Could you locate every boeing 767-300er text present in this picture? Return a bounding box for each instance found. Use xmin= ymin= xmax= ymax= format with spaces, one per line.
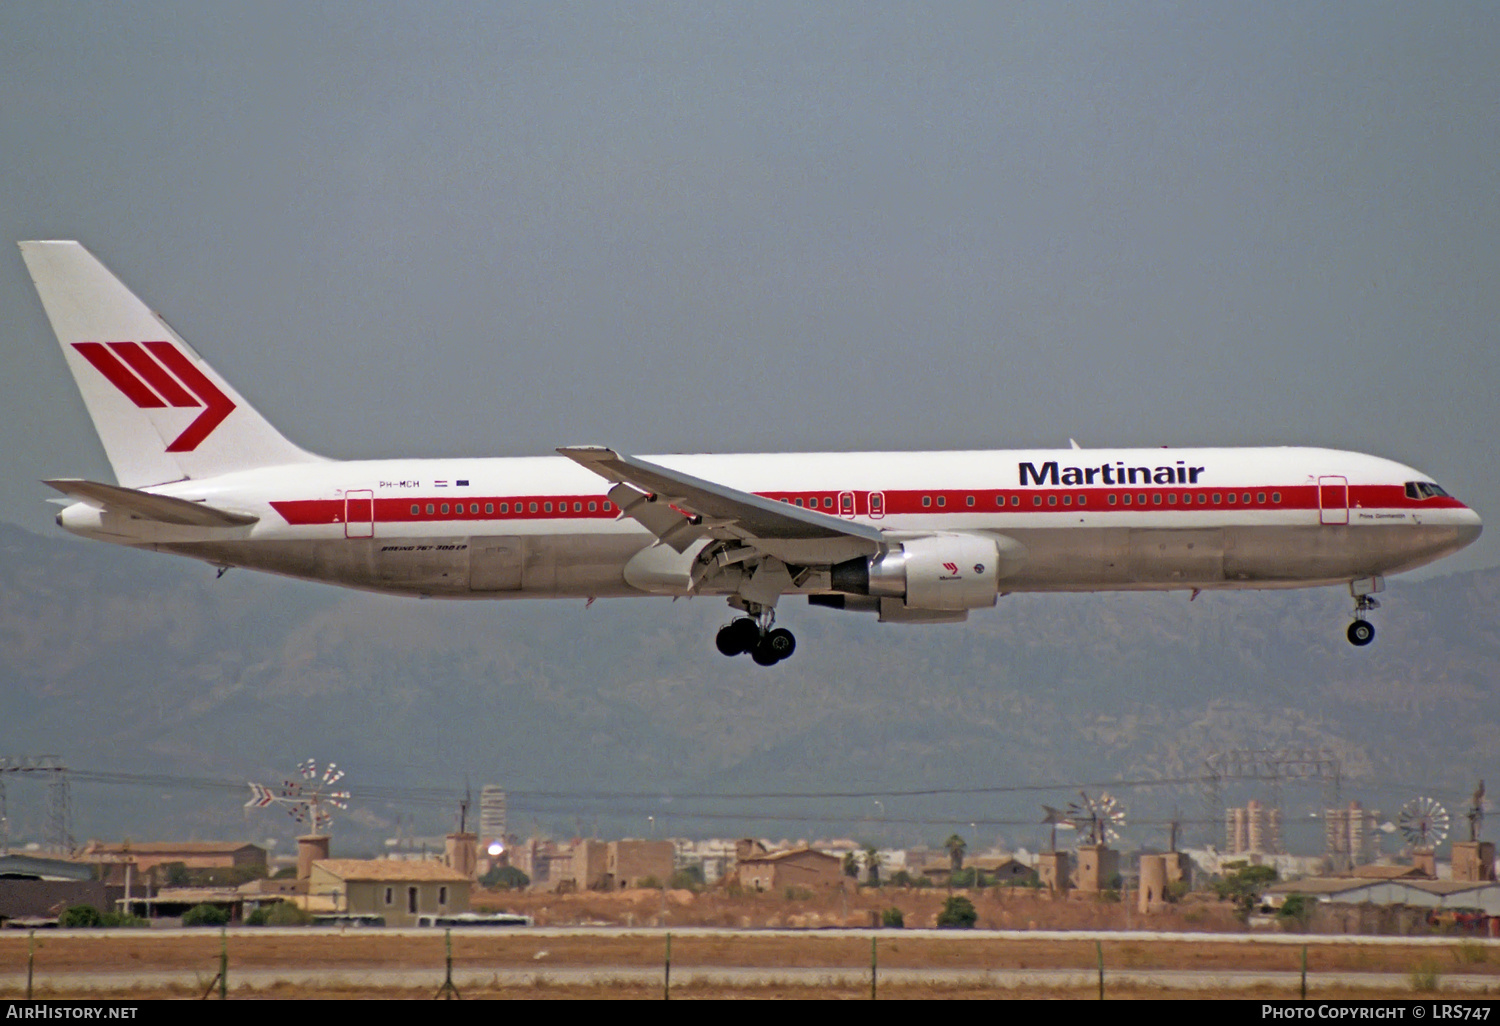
xmin=20 ymin=241 xmax=1482 ymax=664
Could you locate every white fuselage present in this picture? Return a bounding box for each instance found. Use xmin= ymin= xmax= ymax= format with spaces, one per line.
xmin=58 ymin=446 xmax=1483 ymax=602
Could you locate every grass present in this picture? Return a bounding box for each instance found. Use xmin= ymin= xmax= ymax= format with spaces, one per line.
xmin=1411 ymin=958 xmax=1443 ymax=993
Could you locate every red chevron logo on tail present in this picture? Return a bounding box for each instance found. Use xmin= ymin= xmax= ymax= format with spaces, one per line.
xmin=72 ymin=341 xmax=236 ymax=451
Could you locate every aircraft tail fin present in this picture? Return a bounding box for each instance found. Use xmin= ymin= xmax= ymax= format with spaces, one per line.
xmin=20 ymin=241 xmax=323 ymax=487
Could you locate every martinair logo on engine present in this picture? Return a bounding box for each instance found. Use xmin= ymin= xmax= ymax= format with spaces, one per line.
xmin=72 ymin=341 xmax=236 ymax=451
xmin=941 ymin=561 xmax=961 ymax=579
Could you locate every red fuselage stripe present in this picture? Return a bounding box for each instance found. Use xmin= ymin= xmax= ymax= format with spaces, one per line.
xmin=268 ymin=484 xmax=1466 ymax=526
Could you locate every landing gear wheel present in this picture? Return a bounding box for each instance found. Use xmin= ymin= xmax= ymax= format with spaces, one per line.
xmin=1347 ymin=620 xmax=1375 ymax=646
xmin=715 ymin=618 xmax=759 ymax=657
xmin=751 ymin=641 xmax=781 ymax=666
xmin=750 ymin=627 xmax=796 ymax=666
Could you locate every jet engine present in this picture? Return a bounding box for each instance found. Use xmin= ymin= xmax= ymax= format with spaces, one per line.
xmin=828 ymin=533 xmax=1019 ymax=610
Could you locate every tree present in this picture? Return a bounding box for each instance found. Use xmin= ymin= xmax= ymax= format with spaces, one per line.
xmin=669 ymin=866 xmax=704 ymax=891
xmin=59 ymin=904 xmax=102 ymax=928
xmin=1277 ymin=893 xmax=1311 ymax=931
xmin=936 ymin=895 xmax=978 ymax=929
xmin=1213 ymin=860 xmax=1279 ymax=918
xmin=881 ymin=906 xmax=905 ymax=928
xmin=842 ymin=851 xmax=859 ymax=880
xmin=862 ymin=844 xmax=882 ymax=887
xmin=181 ymin=903 xmax=230 ymax=927
xmin=944 ymin=834 xmax=967 ymax=876
xmin=480 ymin=865 xmax=530 ymax=890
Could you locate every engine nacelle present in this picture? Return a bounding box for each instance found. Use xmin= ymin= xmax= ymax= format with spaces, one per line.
xmin=831 ymin=533 xmax=1016 ymax=611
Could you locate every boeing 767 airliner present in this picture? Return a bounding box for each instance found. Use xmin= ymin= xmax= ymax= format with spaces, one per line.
xmin=20 ymin=241 xmax=1482 ymax=665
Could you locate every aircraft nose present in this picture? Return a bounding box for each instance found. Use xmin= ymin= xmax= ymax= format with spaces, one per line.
xmin=1449 ymin=505 xmax=1483 ymax=551
xmin=1458 ymin=507 xmax=1483 ymax=548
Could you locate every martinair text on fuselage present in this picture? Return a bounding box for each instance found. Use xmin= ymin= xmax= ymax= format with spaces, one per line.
xmin=1020 ymin=461 xmax=1206 ymax=487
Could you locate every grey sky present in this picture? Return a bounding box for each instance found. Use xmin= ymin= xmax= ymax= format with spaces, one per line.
xmin=2 ymin=2 xmax=1496 ymax=571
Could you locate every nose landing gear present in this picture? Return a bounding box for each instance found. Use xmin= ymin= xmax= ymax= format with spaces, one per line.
xmin=1347 ymin=615 xmax=1375 ymax=646
xmin=715 ymin=605 xmax=796 ymax=666
xmin=1346 ymin=576 xmax=1383 ymax=647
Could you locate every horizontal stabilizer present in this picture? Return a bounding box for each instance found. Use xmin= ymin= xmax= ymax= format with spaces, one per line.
xmin=44 ymin=478 xmax=259 ymax=527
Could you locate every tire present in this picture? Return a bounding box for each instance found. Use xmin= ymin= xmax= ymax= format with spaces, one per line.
xmin=1347 ymin=620 xmax=1375 ymax=646
xmin=716 ymin=623 xmax=746 ymax=657
xmin=715 ymin=618 xmax=759 ymax=657
xmin=765 ymin=627 xmax=796 ymax=661
xmin=751 ymin=640 xmax=781 ymax=666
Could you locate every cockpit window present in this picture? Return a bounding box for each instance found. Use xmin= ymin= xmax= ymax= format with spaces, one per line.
xmin=1406 ymin=481 xmax=1450 ymax=500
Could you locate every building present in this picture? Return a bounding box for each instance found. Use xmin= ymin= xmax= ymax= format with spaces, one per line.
xmin=606 ymin=839 xmax=675 ymax=889
xmin=1226 ymin=800 xmax=1282 ymax=856
xmin=0 ymin=854 xmax=118 ymax=927
xmin=1074 ymin=843 xmax=1120 ymax=893
xmin=1454 ymin=841 xmax=1497 ymax=883
xmin=308 ymin=859 xmax=470 ymax=927
xmin=77 ymin=841 xmax=267 ymax=885
xmin=479 ymin=786 xmax=507 ymax=848
xmin=736 ymin=848 xmax=843 ymax=893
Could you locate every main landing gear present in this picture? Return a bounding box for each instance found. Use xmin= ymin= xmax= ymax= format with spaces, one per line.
xmin=1346 ymin=576 xmax=1383 ymax=647
xmin=715 ymin=608 xmax=796 ymax=666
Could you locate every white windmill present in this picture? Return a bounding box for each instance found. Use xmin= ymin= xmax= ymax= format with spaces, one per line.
xmin=246 ymin=759 xmax=351 ymax=835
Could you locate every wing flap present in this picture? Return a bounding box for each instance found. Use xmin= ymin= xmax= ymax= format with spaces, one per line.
xmin=44 ymin=478 xmax=259 ymax=527
xmin=560 ymin=446 xmax=881 ymax=562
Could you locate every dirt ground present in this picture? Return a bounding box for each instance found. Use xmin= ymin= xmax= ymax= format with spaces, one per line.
xmin=473 ymin=882 xmax=1248 ymax=932
xmin=4 ymin=888 xmax=1498 ymax=999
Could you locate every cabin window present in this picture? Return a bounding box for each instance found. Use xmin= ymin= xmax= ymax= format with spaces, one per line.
xmin=529 ymin=502 xmax=538 ymax=513
xmin=1078 ymin=496 xmax=1087 ymax=506
xmin=1137 ymin=494 xmax=1147 ymax=505
xmin=574 ymin=502 xmax=582 ymax=512
xmin=588 ymin=501 xmax=597 ymax=511
xmin=1227 ymin=493 xmax=1236 ymax=504
xmin=1153 ymin=494 xmax=1163 ymax=505
xmin=1167 ymin=494 xmax=1177 ymax=505
xmin=996 ymin=496 xmax=1005 ymax=507
xmin=440 ymin=503 xmax=449 ymax=514
xmin=499 ymin=502 xmax=508 ymax=513
xmin=1047 ymin=495 xmax=1057 ymax=506
xmin=603 ymin=502 xmax=611 ymax=511
xmin=1213 ymin=494 xmax=1222 ymax=504
xmin=426 ymin=504 xmax=435 ymax=514
xmin=923 ymin=496 xmax=931 ymax=507
xmin=936 ymin=496 xmax=946 ymax=507
xmin=1009 ymin=495 xmax=1019 ymax=506
xmin=543 ymin=501 xmax=552 ymax=512
xmin=824 ymin=497 xmax=833 ymax=509
xmin=1257 ymin=493 xmax=1266 ymax=504
xmin=795 ymin=498 xmax=804 ymax=506
xmin=411 ymin=504 xmax=419 ymax=515
xmin=1242 ymin=493 xmax=1251 ymax=504
xmin=1198 ymin=494 xmax=1207 ymax=504
xmin=966 ymin=496 xmax=975 ymax=507
xmin=1108 ymin=494 xmax=1117 ymax=506
xmin=1063 ymin=495 xmax=1072 ymax=506
xmin=469 ymin=503 xmax=478 ymax=514
xmin=485 ymin=503 xmax=494 ymax=514
xmin=1272 ymin=492 xmax=1281 ymax=503
xmin=1033 ymin=495 xmax=1041 ymax=507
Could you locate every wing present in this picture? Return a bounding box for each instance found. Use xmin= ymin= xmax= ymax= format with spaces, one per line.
xmin=557 ymin=446 xmax=880 ymax=565
xmin=44 ymin=478 xmax=259 ymax=527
